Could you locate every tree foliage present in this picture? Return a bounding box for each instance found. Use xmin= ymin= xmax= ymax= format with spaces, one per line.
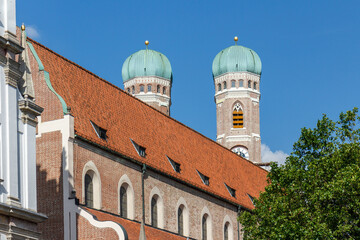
xmin=239 ymin=108 xmax=360 ymax=239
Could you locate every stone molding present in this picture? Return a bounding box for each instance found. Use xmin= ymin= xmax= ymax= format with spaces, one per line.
xmin=124 ymin=76 xmax=171 ymax=88
xmin=3 ymin=57 xmax=22 ymax=87
xmin=18 ymin=99 xmax=44 ymax=127
xmin=215 ymin=89 xmax=260 ymax=104
xmin=134 ymin=93 xmax=170 ymax=107
xmin=225 ymin=135 xmax=252 ymax=142
xmin=0 ymin=33 xmax=23 ymax=55
xmin=214 ymin=72 xmax=260 ymax=84
xmin=0 ymin=202 xmax=47 ymax=224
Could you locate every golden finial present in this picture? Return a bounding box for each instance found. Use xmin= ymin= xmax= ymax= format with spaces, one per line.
xmin=21 ymin=23 xmax=25 ymax=31
xmin=145 ymin=40 xmax=149 ymax=46
xmin=234 ymin=36 xmax=238 ymax=45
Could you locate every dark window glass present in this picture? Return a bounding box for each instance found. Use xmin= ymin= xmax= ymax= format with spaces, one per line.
xmin=178 ymin=206 xmax=184 ymax=235
xmin=254 ymin=82 xmax=257 ymax=90
xmin=157 ymin=85 xmax=160 ymax=93
xmin=239 ymin=80 xmax=243 ymax=87
xmin=202 ymin=215 xmax=207 ymax=240
xmin=224 ymin=223 xmax=229 ymax=240
xmin=248 ymin=80 xmax=251 ymax=88
xmin=148 ymin=85 xmax=152 ymax=92
xmin=223 ymin=81 xmax=227 ymax=89
xmin=231 ymin=80 xmax=235 ymax=88
xmin=218 ymin=83 xmax=221 ymax=91
xmin=127 ymin=88 xmax=130 ymax=93
xmin=85 ymin=173 xmax=93 ymax=208
xmin=163 ymin=87 xmax=166 ymax=94
xmin=151 ymin=197 xmax=158 ymax=227
xmin=120 ymin=186 xmax=127 ymax=218
xmin=132 ymin=86 xmax=135 ymax=94
xmin=140 ymin=85 xmax=144 ymax=92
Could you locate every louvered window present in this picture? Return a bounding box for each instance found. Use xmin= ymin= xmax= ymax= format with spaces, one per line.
xmin=151 ymin=197 xmax=158 ymax=227
xmin=120 ymin=186 xmax=127 ymax=218
xmin=178 ymin=206 xmax=184 ymax=235
xmin=85 ymin=174 xmax=93 ymax=208
xmin=233 ymin=103 xmax=243 ymax=128
xmin=202 ymin=215 xmax=207 ymax=240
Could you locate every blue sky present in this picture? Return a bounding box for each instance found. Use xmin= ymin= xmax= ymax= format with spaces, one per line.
xmin=17 ymin=0 xmax=360 ymax=162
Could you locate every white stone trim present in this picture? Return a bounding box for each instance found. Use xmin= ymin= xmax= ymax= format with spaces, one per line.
xmin=134 ymin=93 xmax=170 ymax=107
xmin=175 ymin=197 xmax=190 ymax=237
xmin=214 ymin=72 xmax=260 ymax=83
xmin=77 ymin=207 xmax=127 ymax=240
xmin=82 ymin=161 xmax=102 ymax=210
xmin=123 ymin=76 xmax=171 ymax=88
xmin=149 ymin=186 xmax=164 ymax=229
xmin=225 ymin=135 xmax=251 ymax=142
xmin=215 ymin=88 xmax=260 ymax=100
xmin=200 ymin=206 xmax=213 ymax=240
xmin=223 ymin=215 xmax=234 ymax=240
xmin=117 ymin=174 xmax=135 ymax=220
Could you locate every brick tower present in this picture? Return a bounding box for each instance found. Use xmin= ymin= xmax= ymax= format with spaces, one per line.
xmin=122 ymin=41 xmax=173 ymax=115
xmin=212 ymin=37 xmax=262 ymax=163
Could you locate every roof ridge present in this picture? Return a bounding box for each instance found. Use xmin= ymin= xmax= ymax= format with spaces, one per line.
xmin=27 ymin=38 xmax=267 ymax=173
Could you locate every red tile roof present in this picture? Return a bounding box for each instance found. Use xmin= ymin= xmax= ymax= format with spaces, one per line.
xmin=29 ymin=39 xmax=268 ymax=210
xmin=84 ymin=207 xmax=188 ymax=240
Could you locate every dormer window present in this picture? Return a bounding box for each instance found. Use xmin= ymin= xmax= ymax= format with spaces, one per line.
xmin=166 ymin=156 xmax=181 ymax=173
xmin=247 ymin=193 xmax=255 ymax=205
xmin=90 ymin=121 xmax=107 ymax=140
xmin=130 ymin=139 xmax=146 ymax=157
xmin=196 ymin=170 xmax=209 ymax=186
xmin=224 ymin=183 xmax=236 ymax=198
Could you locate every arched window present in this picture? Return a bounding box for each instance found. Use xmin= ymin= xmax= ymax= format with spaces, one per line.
xmin=178 ymin=205 xmax=184 ymax=235
xmin=151 ymin=196 xmax=158 ymax=227
xmin=224 ymin=222 xmax=229 ymax=240
xmin=140 ymin=85 xmax=144 ymax=92
xmin=127 ymin=88 xmax=130 ymax=93
xmin=248 ymin=80 xmax=251 ymax=88
xmin=231 ymin=80 xmax=235 ymax=88
xmin=157 ymin=85 xmax=160 ymax=93
xmin=223 ymin=81 xmax=227 ymax=89
xmin=233 ymin=103 xmax=244 ymax=128
xmin=120 ymin=186 xmax=127 ymax=218
xmin=132 ymin=86 xmax=135 ymax=94
xmin=239 ymin=80 xmax=244 ymax=87
xmin=163 ymin=87 xmax=166 ymax=95
xmin=254 ymin=82 xmax=257 ymax=90
xmin=147 ymin=84 xmax=152 ymax=92
xmin=202 ymin=214 xmax=208 ymax=240
xmin=218 ymin=83 xmax=222 ymax=91
xmin=85 ymin=173 xmax=93 ymax=208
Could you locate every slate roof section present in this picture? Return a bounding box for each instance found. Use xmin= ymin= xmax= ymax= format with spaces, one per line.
xmin=84 ymin=207 xmax=188 ymax=240
xmin=29 ymin=38 xmax=268 ymax=210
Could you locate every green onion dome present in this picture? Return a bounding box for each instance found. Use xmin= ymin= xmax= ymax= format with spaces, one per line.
xmin=212 ymin=44 xmax=262 ymax=77
xmin=122 ymin=48 xmax=172 ymax=82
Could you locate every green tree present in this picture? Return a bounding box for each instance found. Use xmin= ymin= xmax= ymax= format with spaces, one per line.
xmin=239 ymin=108 xmax=360 ymax=239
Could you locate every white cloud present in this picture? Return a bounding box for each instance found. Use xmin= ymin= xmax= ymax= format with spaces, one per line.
xmin=26 ymin=26 xmax=40 ymax=39
xmin=261 ymin=143 xmax=288 ymax=165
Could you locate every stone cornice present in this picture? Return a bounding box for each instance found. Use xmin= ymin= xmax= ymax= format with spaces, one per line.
xmin=0 ymin=32 xmax=23 ymax=54
xmin=134 ymin=93 xmax=171 ymax=107
xmin=18 ymin=99 xmax=44 ymax=127
xmin=215 ymin=88 xmax=260 ymax=104
xmin=214 ymin=72 xmax=260 ymax=84
xmin=124 ymin=76 xmax=171 ymax=88
xmin=0 ymin=202 xmax=47 ymax=223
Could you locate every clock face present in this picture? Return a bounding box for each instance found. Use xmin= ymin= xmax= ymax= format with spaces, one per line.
xmin=232 ymin=146 xmax=249 ymax=160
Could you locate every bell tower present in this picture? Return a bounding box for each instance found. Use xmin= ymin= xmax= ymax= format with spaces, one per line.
xmin=212 ymin=37 xmax=262 ymax=163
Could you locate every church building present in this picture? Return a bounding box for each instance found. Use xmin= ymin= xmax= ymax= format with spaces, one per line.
xmin=0 ymin=1 xmax=269 ymax=239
